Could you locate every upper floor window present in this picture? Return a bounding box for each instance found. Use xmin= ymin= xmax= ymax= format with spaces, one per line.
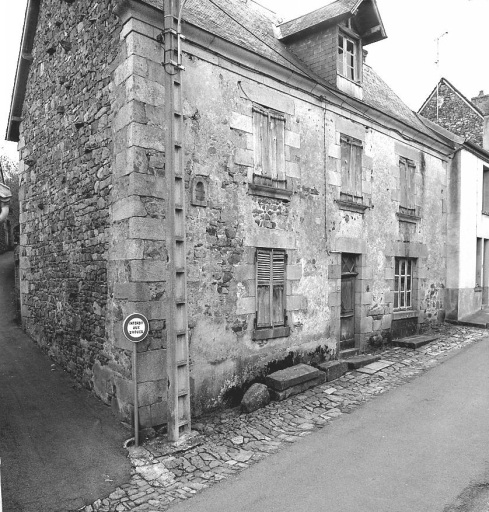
xmin=253 ymin=106 xmax=286 ymax=188
xmin=483 ymin=167 xmax=489 ymax=215
xmin=340 ymin=134 xmax=363 ymax=202
xmin=338 ymin=33 xmax=358 ymax=82
xmin=399 ymin=157 xmax=416 ymax=216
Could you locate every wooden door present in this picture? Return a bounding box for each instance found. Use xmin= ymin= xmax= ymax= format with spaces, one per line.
xmin=340 ymin=254 xmax=357 ymax=351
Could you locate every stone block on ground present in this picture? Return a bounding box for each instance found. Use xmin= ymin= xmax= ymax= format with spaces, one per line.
xmin=346 ymin=354 xmax=381 ymax=370
xmin=393 ymin=335 xmax=439 ymax=349
xmin=317 ymin=360 xmax=349 ymax=382
xmin=269 ymin=373 xmax=326 ymax=401
xmin=241 ymin=383 xmax=270 ymax=413
xmin=266 ymin=363 xmax=321 ymax=391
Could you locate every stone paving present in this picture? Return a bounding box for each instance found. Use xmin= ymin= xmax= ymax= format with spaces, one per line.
xmin=79 ymin=325 xmax=487 ymax=512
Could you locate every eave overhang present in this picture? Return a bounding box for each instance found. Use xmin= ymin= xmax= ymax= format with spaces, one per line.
xmin=278 ymin=0 xmax=386 ymax=46
xmin=6 ymin=0 xmax=41 ymax=143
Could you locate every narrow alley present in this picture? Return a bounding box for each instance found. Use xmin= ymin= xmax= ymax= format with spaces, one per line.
xmin=0 ymin=251 xmax=131 ymax=512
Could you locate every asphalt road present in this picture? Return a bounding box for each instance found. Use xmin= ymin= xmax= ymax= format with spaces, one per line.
xmin=170 ymin=335 xmax=489 ymax=512
xmin=0 ymin=251 xmax=131 ymax=512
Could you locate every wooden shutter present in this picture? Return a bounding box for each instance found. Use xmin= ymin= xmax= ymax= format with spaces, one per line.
xmin=407 ymin=161 xmax=416 ymax=209
xmin=352 ymin=142 xmax=362 ymax=197
xmin=272 ymin=250 xmax=285 ymax=325
xmin=341 ymin=137 xmax=352 ymax=193
xmin=253 ymin=108 xmax=267 ymax=177
xmin=341 ymin=135 xmax=363 ymax=197
xmin=269 ymin=114 xmax=285 ymax=181
xmin=253 ymin=107 xmax=285 ymax=182
xmin=400 ymin=158 xmax=415 ymax=210
xmin=256 ymin=249 xmax=286 ymax=328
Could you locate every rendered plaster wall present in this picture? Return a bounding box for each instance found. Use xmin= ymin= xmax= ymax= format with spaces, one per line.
xmin=420 ymin=82 xmax=483 ymax=147
xmin=178 ymin=44 xmax=449 ymax=413
xmin=446 ymin=150 xmax=489 ymax=319
xmin=17 ymin=0 xmax=120 ymax=400
xmin=181 ymin=52 xmax=335 ymax=415
xmin=326 ymin=113 xmax=447 ymax=344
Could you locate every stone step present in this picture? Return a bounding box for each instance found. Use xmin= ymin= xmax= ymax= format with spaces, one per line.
xmin=266 ymin=363 xmax=321 ymax=392
xmin=346 ymin=354 xmax=381 ymax=370
xmin=269 ymin=373 xmax=326 ymax=402
xmin=317 ymin=360 xmax=349 ymax=382
xmin=339 ymin=348 xmax=359 ymax=359
xmin=393 ymin=334 xmax=439 ymax=349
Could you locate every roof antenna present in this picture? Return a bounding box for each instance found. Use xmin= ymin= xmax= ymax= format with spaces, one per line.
xmin=435 ymin=31 xmax=448 ymax=121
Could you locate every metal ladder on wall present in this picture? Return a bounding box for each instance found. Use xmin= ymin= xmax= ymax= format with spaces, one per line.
xmin=163 ymin=0 xmax=191 ymax=442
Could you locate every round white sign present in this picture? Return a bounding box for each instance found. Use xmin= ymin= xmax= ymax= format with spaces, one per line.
xmin=123 ymin=313 xmax=149 ymax=343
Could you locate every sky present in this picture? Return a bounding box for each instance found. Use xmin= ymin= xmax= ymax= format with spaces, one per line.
xmin=1 ymin=0 xmax=489 ymax=161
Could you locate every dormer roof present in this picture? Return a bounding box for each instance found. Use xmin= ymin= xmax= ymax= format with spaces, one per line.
xmin=278 ymin=0 xmax=386 ymax=45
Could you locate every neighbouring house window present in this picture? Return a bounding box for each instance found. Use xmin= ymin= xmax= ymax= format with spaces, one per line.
xmin=338 ymin=33 xmax=358 ymax=81
xmin=483 ymin=167 xmax=489 ymax=214
xmin=252 ymin=106 xmax=286 ymax=189
xmin=256 ymin=248 xmax=286 ymax=329
xmin=399 ymin=157 xmax=416 ymax=215
xmin=394 ymin=258 xmax=414 ymax=310
xmin=476 ymin=237 xmax=483 ymax=287
xmin=340 ymin=134 xmax=363 ymax=202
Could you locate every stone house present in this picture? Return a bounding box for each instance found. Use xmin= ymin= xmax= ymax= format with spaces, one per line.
xmin=7 ymin=0 xmax=454 ymax=433
xmin=419 ymin=80 xmax=489 ymax=320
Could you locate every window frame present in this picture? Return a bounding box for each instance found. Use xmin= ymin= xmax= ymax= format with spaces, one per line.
xmin=482 ymin=166 xmax=489 ymax=215
xmin=253 ymin=248 xmax=290 ymax=341
xmin=340 ymin=134 xmax=363 ymax=202
xmin=393 ymin=257 xmax=415 ymax=311
xmin=250 ymin=106 xmax=292 ymax=202
xmin=338 ymin=32 xmax=359 ymax=82
xmin=398 ymin=156 xmax=416 ymax=216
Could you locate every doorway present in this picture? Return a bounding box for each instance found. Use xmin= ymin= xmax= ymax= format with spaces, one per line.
xmin=340 ymin=253 xmax=358 ymax=353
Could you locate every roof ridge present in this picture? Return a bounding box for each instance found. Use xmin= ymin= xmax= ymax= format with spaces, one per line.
xmin=439 ymin=77 xmax=485 ymax=117
xmin=278 ymin=0 xmax=341 ymax=26
xmin=418 ymin=77 xmax=484 ymax=118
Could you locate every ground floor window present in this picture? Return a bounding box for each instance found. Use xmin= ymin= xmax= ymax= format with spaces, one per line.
xmin=394 ymin=257 xmax=414 ymax=310
xmin=256 ymin=248 xmax=286 ymax=329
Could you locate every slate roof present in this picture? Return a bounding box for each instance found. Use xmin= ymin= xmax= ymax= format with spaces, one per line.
xmin=179 ymin=0 xmax=436 ymax=138
xmin=183 ymin=0 xmax=312 ymax=77
xmin=279 ymin=0 xmax=359 ymax=39
xmin=362 ymin=65 xmax=431 ymax=135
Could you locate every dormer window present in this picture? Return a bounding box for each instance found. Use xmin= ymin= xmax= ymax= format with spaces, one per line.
xmin=338 ymin=33 xmax=358 ymax=82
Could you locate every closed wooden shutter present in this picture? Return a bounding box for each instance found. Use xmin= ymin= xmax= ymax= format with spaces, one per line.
xmin=340 ymin=135 xmax=362 ymax=198
xmin=256 ymin=249 xmax=286 ymax=328
xmin=399 ymin=157 xmax=415 ymax=210
xmin=253 ymin=107 xmax=285 ymax=181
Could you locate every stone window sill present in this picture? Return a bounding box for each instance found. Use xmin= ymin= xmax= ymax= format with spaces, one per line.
xmin=482 ymin=211 xmax=489 ymax=217
xmin=392 ymin=309 xmax=418 ymax=320
xmin=396 ymin=212 xmax=421 ymax=224
xmin=335 ymin=198 xmax=369 ymax=214
xmin=248 ymin=183 xmax=292 ymax=202
xmin=252 ymin=325 xmax=291 ymax=341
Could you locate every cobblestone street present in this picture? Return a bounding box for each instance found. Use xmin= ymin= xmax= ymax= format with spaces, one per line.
xmin=80 ymin=325 xmax=487 ymax=512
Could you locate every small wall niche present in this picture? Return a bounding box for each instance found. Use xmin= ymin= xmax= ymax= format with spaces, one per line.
xmin=191 ymin=177 xmax=208 ymax=207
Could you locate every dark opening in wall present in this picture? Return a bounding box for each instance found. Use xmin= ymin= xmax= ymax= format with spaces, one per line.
xmin=191 ymin=177 xmax=208 ymax=207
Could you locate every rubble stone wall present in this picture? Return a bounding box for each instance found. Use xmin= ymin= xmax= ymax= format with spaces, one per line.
xmin=420 ymin=82 xmax=483 ymax=146
xmin=17 ymin=0 xmax=122 ymax=408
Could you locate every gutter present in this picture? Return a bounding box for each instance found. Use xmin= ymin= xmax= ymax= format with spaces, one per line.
xmin=6 ymin=0 xmax=41 ymax=143
xmin=8 ymin=0 xmax=454 ymax=157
